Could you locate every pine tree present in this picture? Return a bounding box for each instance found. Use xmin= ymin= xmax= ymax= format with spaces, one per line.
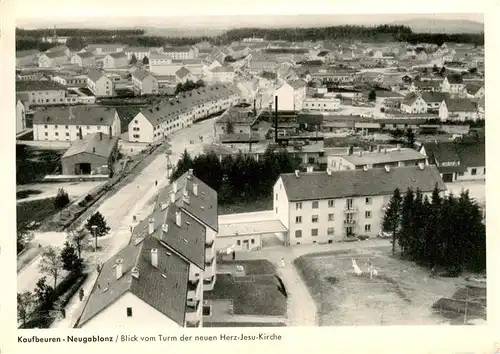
xmin=368 ymin=89 xmax=377 ymax=101
xmin=130 ymin=54 xmax=138 ymax=65
xmin=381 ymin=188 xmax=402 ymax=255
xmin=142 ymin=56 xmax=149 ymax=65
xmin=34 ymin=276 xmax=54 ymax=310
xmin=225 ymin=120 xmax=235 ymax=134
xmin=170 ymin=149 xmax=194 ymax=182
xmin=38 ymin=246 xmax=63 ymax=289
xmin=60 ymin=241 xmax=82 ymax=273
xmin=399 ymin=188 xmax=415 ymax=258
xmin=17 ymin=292 xmax=36 ymax=326
xmin=54 ymin=187 xmax=70 ymax=209
xmin=410 ymin=189 xmax=427 ymax=262
xmin=426 ymin=183 xmax=443 ymax=267
xmin=85 ymin=211 xmax=110 ymax=236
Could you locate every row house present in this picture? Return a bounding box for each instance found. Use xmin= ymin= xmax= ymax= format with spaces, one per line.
xmin=420 ymin=140 xmax=485 ymax=182
xmin=400 ymin=92 xmax=428 ymax=114
xmin=132 ymin=69 xmax=159 ymax=95
xmin=83 ymin=44 xmax=127 ymax=55
xmin=441 ymin=75 xmax=466 ymax=97
xmin=327 ymin=146 xmax=426 ymax=171
xmin=78 ymin=170 xmax=218 ymax=328
xmin=208 ymin=66 xmax=235 ymax=84
xmin=16 ymin=50 xmax=39 ymax=67
xmin=274 ymin=79 xmax=307 ymax=111
xmin=15 ymin=80 xmax=66 ymax=105
xmin=420 ymin=92 xmax=450 ymax=111
xmin=273 ymin=165 xmax=446 ymax=244
xmin=175 ymin=67 xmax=197 ymax=84
xmin=87 ymin=68 xmax=114 ymax=97
xmin=409 ymin=80 xmax=441 ymax=93
xmin=32 ymin=106 xmax=121 ymax=142
xmin=163 ymin=46 xmax=199 ymax=60
xmin=124 ymin=47 xmax=155 ymax=61
xmin=51 ymin=75 xmax=88 ymax=88
xmin=182 ymin=59 xmax=204 ymax=76
xmin=214 ymin=104 xmax=257 ymax=139
xmin=303 ymin=97 xmax=341 ymax=112
xmin=149 ymin=57 xmax=184 ymax=76
xmin=227 ymin=45 xmax=251 ymax=59
xmin=128 ymin=85 xmax=240 ymax=143
xmin=70 ymin=52 xmax=97 ymax=67
xmin=103 ymin=52 xmax=129 ymax=69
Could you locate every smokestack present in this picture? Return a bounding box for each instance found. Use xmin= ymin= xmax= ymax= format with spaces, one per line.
xmin=99 ymin=132 xmax=103 ymax=140
xmin=115 ymin=258 xmax=123 ymax=279
xmin=148 ymin=217 xmax=154 ymax=235
xmin=274 ymin=95 xmax=278 ymax=144
xmin=175 ymin=211 xmax=181 ymax=227
xmin=79 ymin=127 xmax=83 ymax=140
xmin=151 ymin=248 xmax=158 ymax=268
xmin=193 ymin=183 xmax=198 ymax=196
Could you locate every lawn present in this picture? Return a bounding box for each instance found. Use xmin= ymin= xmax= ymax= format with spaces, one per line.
xmin=294 ymin=247 xmax=461 ymax=326
xmin=218 ymin=196 xmax=273 ymax=215
xmin=204 ymin=274 xmax=286 ymax=316
xmin=16 ymin=189 xmax=42 ymax=199
xmin=219 ymin=259 xmax=277 ymax=275
xmin=17 ymin=198 xmax=59 ymax=230
xmin=16 ymin=145 xmax=65 ymax=184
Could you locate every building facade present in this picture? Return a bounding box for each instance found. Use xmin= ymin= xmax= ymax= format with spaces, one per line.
xmin=274 ymin=80 xmax=307 ymax=111
xmin=87 ymin=69 xmax=114 ymax=97
xmin=16 ymin=80 xmax=67 ymax=105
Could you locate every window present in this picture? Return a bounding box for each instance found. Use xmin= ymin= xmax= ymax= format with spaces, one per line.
xmin=65 ymin=132 xmax=69 ymax=136
xmin=251 ymin=239 xmax=255 ymax=244
xmin=312 ymin=215 xmax=318 ymax=223
xmin=365 ymin=224 xmax=371 ymax=232
xmin=483 ymin=168 xmax=486 ymax=174
xmin=126 ymin=307 xmax=133 ymax=317
xmin=311 ymin=229 xmax=318 ymax=237
xmin=471 ymin=168 xmax=477 ymax=175
xmin=55 ymin=132 xmax=59 ymax=136
xmin=327 ymin=227 xmax=334 ymax=235
xmin=458 ymin=172 xmax=464 ymax=176
xmin=275 ymin=207 xmax=278 ymax=214
xmin=44 ymin=132 xmax=48 ymax=136
xmin=365 ymin=211 xmax=372 ymax=219
xmin=328 ymin=213 xmax=334 ymax=221
xmin=296 ymin=202 xmax=303 ymax=210
xmin=312 ymin=201 xmax=319 ymax=209
xmin=365 ymin=197 xmax=372 ymax=205
xmin=296 ymin=216 xmax=302 ymax=224
xmin=275 ymin=193 xmax=278 ymax=201
xmin=65 ymin=125 xmax=68 ymax=129
xmin=295 ymin=230 xmax=302 ymax=238
xmin=328 ymin=199 xmax=335 ymax=207
xmin=54 ymin=125 xmax=58 ymax=129
xmin=237 ymin=240 xmax=241 ymax=245
xmin=44 ymin=125 xmax=48 ymax=128
xmin=87 ymin=126 xmax=90 ymax=129
xmin=346 ymin=199 xmax=353 ymax=209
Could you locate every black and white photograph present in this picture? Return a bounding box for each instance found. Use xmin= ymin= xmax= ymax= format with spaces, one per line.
xmin=7 ymin=2 xmax=490 ymax=337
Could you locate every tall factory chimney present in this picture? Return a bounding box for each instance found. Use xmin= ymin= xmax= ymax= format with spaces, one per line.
xmin=274 ymin=96 xmax=278 ymax=144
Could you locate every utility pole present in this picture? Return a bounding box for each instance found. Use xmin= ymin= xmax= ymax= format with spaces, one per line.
xmin=165 ymin=137 xmax=172 ymax=181
xmin=464 ymin=287 xmax=469 ymax=325
xmin=91 ymin=225 xmax=98 ymax=270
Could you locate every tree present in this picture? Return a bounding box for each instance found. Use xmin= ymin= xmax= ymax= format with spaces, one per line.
xmin=170 ymin=149 xmax=194 ymax=182
xmin=440 ymin=66 xmax=446 ymax=76
xmin=195 ymin=79 xmax=205 ymax=87
xmin=368 ymin=89 xmax=376 ymax=101
xmin=432 ymin=64 xmax=439 ymax=73
xmin=404 ymin=128 xmax=415 ymax=148
xmin=34 ymin=276 xmax=54 ymax=311
xmin=38 ymin=246 xmax=63 ymax=289
xmin=426 ymin=183 xmax=443 ymax=268
xmin=398 ymin=188 xmax=415 ymax=257
xmin=468 ymin=67 xmax=477 ymax=74
xmin=224 ymin=55 xmax=236 ymax=63
xmin=382 ymin=188 xmax=402 ymax=255
xmin=17 ymin=292 xmax=36 ymax=326
xmin=422 ymin=67 xmax=428 ymax=75
xmin=130 ymin=54 xmax=138 ymax=65
xmin=17 ymin=230 xmax=34 ymax=254
xmin=60 ymin=241 xmax=82 ymax=273
xmin=225 ymin=120 xmax=235 ymax=134
xmin=85 ymin=211 xmax=110 ymax=236
xmin=142 ymin=56 xmax=149 ymax=65
xmin=54 ymin=188 xmax=70 ymax=209
xmin=67 ymin=228 xmax=88 ymax=259
xmin=65 ymin=37 xmax=86 ymax=51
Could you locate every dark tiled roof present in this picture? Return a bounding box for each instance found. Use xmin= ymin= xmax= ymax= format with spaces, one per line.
xmin=422 ymin=141 xmax=461 ymax=164
xmin=402 ymin=92 xmax=421 ymax=106
xmin=87 ymin=68 xmax=106 ymax=82
xmin=16 ymin=50 xmax=39 ymax=58
xmin=108 ymin=52 xmax=127 ymax=59
xmin=62 ymin=133 xmax=118 ymax=158
xmin=420 ymin=91 xmax=450 ymax=103
xmin=78 ymin=236 xmax=189 ymax=327
xmin=280 ymin=165 xmax=446 ymax=202
xmin=132 ymin=68 xmax=154 ymax=81
xmin=76 ymin=52 xmax=95 ymax=59
xmin=175 ymin=67 xmax=192 ymax=78
xmin=343 ymin=148 xmax=426 ymax=166
xmin=217 ymin=106 xmax=256 ymax=125
xmin=44 ymin=50 xmax=67 ymax=59
xmin=456 ymin=142 xmax=485 ymax=167
xmin=288 ymin=79 xmax=306 ymax=89
xmin=16 ymin=80 xmax=66 ymax=92
xmin=446 ymin=74 xmax=464 ymax=84
xmin=33 ymin=106 xmax=117 ymax=126
xmin=444 ymin=99 xmax=477 ymax=112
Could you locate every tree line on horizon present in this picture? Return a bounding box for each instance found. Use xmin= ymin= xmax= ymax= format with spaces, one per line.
xmin=16 ymin=24 xmax=483 ymax=52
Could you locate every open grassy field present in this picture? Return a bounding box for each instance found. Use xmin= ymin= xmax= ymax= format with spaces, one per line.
xmin=17 ymin=198 xmax=59 ymax=230
xmin=294 ymin=247 xmax=462 ymax=326
xmin=16 ymin=145 xmax=65 ymax=184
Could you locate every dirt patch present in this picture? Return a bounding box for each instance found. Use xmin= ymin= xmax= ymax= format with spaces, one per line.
xmin=324 ymin=276 xmax=338 ymax=285
xmin=17 ymin=189 xmax=42 ymax=199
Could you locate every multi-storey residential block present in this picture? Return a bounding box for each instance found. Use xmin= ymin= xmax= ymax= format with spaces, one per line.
xmin=16 ymin=99 xmax=27 ymax=134
xmin=163 ymin=46 xmax=199 ymax=60
xmin=124 ymin=47 xmax=156 ymax=61
xmin=77 ymin=169 xmax=218 ymax=328
xmin=103 ymin=52 xmax=129 ymax=69
xmin=83 ymin=44 xmax=127 ymax=55
xmin=38 ymin=51 xmax=68 ymax=68
xmin=303 ymin=97 xmax=341 ymax=112
xmin=87 ymin=69 xmax=114 ymax=97
xmin=16 ymin=50 xmax=39 ymax=67
xmin=16 ymin=80 xmax=66 ymax=105
xmin=273 ymin=165 xmax=446 ymax=245
xmin=132 ymin=69 xmax=159 ymax=95
xmin=51 ymin=75 xmax=88 ymax=87
xmin=32 ymin=106 xmax=121 ymax=141
xmin=208 ymin=66 xmax=235 ymax=84
xmin=273 ymin=79 xmax=307 ymax=111
xmin=128 ymin=85 xmax=239 ymax=143
xmin=439 ymin=98 xmax=479 ymax=121
xmin=70 ymin=52 xmax=97 ymax=67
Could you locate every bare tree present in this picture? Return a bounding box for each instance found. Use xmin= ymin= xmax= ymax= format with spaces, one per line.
xmin=67 ymin=228 xmax=88 ymax=259
xmin=17 ymin=292 xmax=36 ymax=326
xmin=38 ymin=246 xmax=63 ymax=289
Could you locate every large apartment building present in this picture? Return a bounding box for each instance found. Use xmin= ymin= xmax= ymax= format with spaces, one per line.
xmin=15 ymin=80 xmax=67 ymax=106
xmin=163 ymin=46 xmax=199 ymax=60
xmin=128 ymin=84 xmax=240 ymax=143
xmin=274 ymin=79 xmax=307 ymax=111
xmin=32 ymin=106 xmax=121 ymax=141
xmin=273 ymin=165 xmax=446 ymax=245
xmin=87 ymin=69 xmax=114 ymax=97
xmin=77 ymin=170 xmax=218 ymax=328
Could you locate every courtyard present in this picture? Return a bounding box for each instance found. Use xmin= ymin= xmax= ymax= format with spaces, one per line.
xmin=294 ymin=246 xmax=472 ymax=326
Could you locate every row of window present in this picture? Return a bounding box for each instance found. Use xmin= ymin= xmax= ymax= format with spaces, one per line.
xmin=295 ymin=211 xmax=372 ymax=224
xmin=294 ymin=224 xmax=372 ymax=238
xmin=289 ymin=197 xmax=373 ymax=210
xmin=44 ymin=125 xmax=104 ymax=130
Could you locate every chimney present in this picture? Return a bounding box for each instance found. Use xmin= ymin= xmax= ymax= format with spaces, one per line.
xmin=418 ymin=162 xmax=425 ymax=170
xmin=253 ymin=99 xmax=257 ymax=115
xmin=148 ymin=217 xmax=154 ymax=235
xmin=69 ymin=105 xmax=74 ymax=119
xmin=193 ymin=183 xmax=198 ymax=196
xmin=306 ymin=165 xmax=313 ymax=173
xmin=347 ymin=145 xmax=353 ymax=155
xmin=384 ymin=148 xmax=387 ymax=154
xmin=172 ymin=181 xmax=177 ymax=193
xmin=358 ymin=150 xmax=362 ymax=157
xmin=93 ymin=147 xmax=96 ymax=153
xmin=175 ymin=211 xmax=181 ymax=227
xmin=396 ymin=144 xmax=401 ymax=151
xmin=115 ymin=258 xmax=123 ymax=279
xmin=162 ymin=223 xmax=169 ymax=234
xmin=384 ymin=165 xmax=391 ymax=172
xmin=99 ymin=132 xmax=103 ymax=140
xmin=294 ymin=170 xmax=300 ymax=178
xmin=131 ymin=267 xmax=139 ymax=279
xmin=170 ymin=191 xmax=175 ymax=203
xmin=79 ymin=127 xmax=83 ymax=140
xmin=326 ymin=168 xmax=332 ymax=175
xmin=109 ymin=126 xmax=112 ymax=138
xmin=188 ymin=168 xmax=193 ymax=178
xmin=274 ymin=96 xmax=278 ymax=143
xmin=150 ymin=248 xmax=158 ymax=268
xmin=369 ymin=145 xmax=374 ymax=152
